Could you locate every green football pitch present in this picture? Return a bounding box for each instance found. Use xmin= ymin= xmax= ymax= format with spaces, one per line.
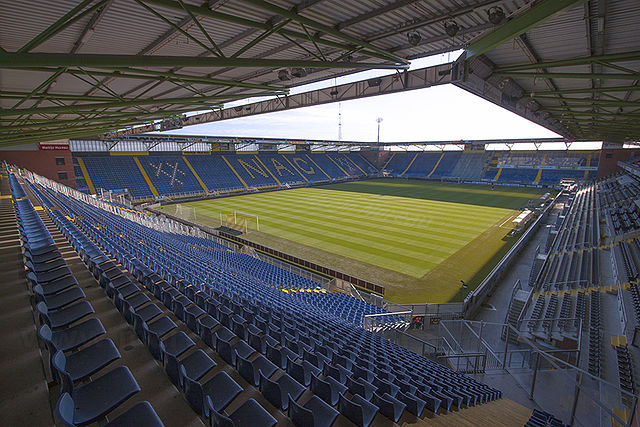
xmin=160 ymin=179 xmax=547 ymax=304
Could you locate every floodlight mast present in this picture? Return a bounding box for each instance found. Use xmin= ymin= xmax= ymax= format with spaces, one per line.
xmin=376 ymin=117 xmax=383 ymax=143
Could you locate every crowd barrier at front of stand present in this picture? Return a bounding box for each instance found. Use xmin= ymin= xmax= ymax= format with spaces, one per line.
xmin=463 ymin=191 xmax=563 ymax=317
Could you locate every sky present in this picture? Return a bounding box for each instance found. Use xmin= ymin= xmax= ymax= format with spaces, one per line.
xmin=158 ymin=50 xmax=596 ymax=148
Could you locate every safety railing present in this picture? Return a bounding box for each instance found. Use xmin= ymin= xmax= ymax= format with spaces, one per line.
xmin=464 ymin=190 xmax=562 ymax=316
xmin=439 ymin=319 xmax=637 ymax=427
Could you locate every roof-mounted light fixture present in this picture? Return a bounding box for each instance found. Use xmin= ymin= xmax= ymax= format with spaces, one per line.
xmin=444 ymin=21 xmax=459 ymax=37
xmin=291 ymin=68 xmax=307 ymax=78
xmin=407 ymin=31 xmax=422 ymax=46
xmin=488 ymin=6 xmax=505 ymax=25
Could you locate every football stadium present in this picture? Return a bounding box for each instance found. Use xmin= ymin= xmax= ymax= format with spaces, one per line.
xmin=1 ymin=1 xmax=640 ymax=426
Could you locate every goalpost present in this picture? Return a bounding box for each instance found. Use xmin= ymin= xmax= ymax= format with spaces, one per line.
xmin=220 ymin=210 xmax=259 ymax=233
xmin=175 ymin=204 xmax=196 ymax=221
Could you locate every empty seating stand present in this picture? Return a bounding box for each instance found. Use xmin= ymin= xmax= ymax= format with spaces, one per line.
xmin=7 ymin=174 xmax=164 ymax=425
xmin=13 ymin=168 xmax=505 ymax=427
xmin=73 ymin=150 xmax=597 ymax=200
xmin=615 ymin=343 xmax=635 ymax=403
xmin=588 ymin=292 xmax=601 ymax=377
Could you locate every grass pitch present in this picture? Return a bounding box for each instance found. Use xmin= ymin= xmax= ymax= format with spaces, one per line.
xmin=160 ymin=179 xmax=546 ymax=303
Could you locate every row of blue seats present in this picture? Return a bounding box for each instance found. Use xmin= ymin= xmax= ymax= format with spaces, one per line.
xmin=30 ymin=177 xmax=502 ymax=426
xmin=75 ymin=153 xmax=374 ymax=199
xmin=48 ymin=209 xmax=283 ymax=426
xmin=41 ymin=189 xmax=388 ymax=426
xmin=525 ymin=409 xmax=568 ymax=426
xmin=29 ymin=179 xmax=363 ymax=425
xmin=9 ymin=174 xmax=163 ymax=426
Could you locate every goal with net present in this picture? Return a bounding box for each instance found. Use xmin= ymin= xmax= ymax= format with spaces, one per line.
xmin=175 ymin=204 xmax=196 ymax=221
xmin=220 ymin=211 xmax=259 ymax=234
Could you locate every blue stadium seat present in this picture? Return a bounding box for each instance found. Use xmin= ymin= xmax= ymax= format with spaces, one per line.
xmin=36 ymin=300 xmax=94 ymax=329
xmin=104 ymin=401 xmax=164 ymax=427
xmin=372 ymin=392 xmax=406 ymax=422
xmin=287 ymin=357 xmax=321 ymax=387
xmin=338 ymin=393 xmax=379 ymax=427
xmin=236 ymin=353 xmax=278 ymax=387
xmin=176 ymin=349 xmax=216 ymax=389
xmin=310 ymin=372 xmax=347 ymax=406
xmin=54 ymin=367 xmax=140 ymax=426
xmin=288 ymin=395 xmax=339 ymax=427
xmin=259 ymin=371 xmax=305 ymax=411
xmin=51 ymin=342 xmax=120 ymax=386
xmin=182 ymin=367 xmax=242 ymax=417
xmin=207 ymin=397 xmax=277 ymax=427
xmin=34 ymin=284 xmax=85 ymax=310
xmin=38 ymin=319 xmax=105 ymax=352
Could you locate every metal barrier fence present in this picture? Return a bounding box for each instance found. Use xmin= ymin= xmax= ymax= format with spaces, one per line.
xmin=463 ymin=191 xmax=562 ymax=317
xmin=373 ymin=328 xmax=440 ymax=358
xmin=252 ymin=252 xmax=331 ymax=287
xmin=217 ymin=231 xmax=386 ymax=295
xmin=439 ymin=319 xmax=638 ymax=427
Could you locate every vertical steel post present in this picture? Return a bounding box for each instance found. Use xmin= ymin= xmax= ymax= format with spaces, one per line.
xmin=503 ymin=327 xmax=510 ymax=369
xmin=570 ymin=371 xmax=581 ymax=425
xmin=530 ymin=352 xmax=541 ymax=399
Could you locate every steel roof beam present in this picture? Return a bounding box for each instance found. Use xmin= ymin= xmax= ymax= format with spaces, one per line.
xmin=0 ymin=91 xmax=294 ymax=116
xmin=494 ymin=72 xmax=640 ymax=80
xmin=109 ymin=0 xmax=467 ymax=112
xmin=0 ymin=91 xmax=133 ymax=102
xmin=17 ymin=0 xmax=106 ymax=53
xmin=19 ymin=66 xmax=287 ymax=92
xmin=335 ymin=0 xmax=421 ymax=30
xmin=0 ymin=119 xmax=141 ymax=135
xmin=238 ymin=0 xmax=408 ymax=65
xmin=133 ymin=0 xmax=222 ymax=58
xmin=139 ymin=0 xmax=403 ymax=64
xmin=12 ymin=1 xmax=115 ymax=125
xmin=177 ymin=0 xmax=225 ymax=57
xmin=230 ymin=18 xmax=291 ymax=59
xmin=104 ymin=61 xmax=452 ymax=138
xmin=513 ymin=34 xmax=572 ymax=135
xmin=0 ymin=124 xmax=131 ymax=145
xmin=465 ymin=0 xmax=589 ymax=59
xmin=0 ymin=112 xmax=189 ymax=133
xmin=532 ymin=97 xmax=640 ymax=106
xmin=116 ymin=1 xmax=324 ymax=101
xmin=0 ymin=53 xmax=407 ymax=69
xmin=493 ymin=51 xmax=640 ymax=72
xmin=545 ymin=110 xmax=640 ymax=117
xmin=529 ymin=86 xmax=640 ymax=96
xmin=72 ymin=1 xmax=114 ymax=53
xmin=367 ymin=0 xmax=505 ymax=42
xmin=560 ymin=118 xmax=640 ymax=124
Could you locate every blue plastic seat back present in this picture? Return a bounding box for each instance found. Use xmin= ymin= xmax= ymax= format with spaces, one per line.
xmin=181 ymin=365 xmax=205 ymax=415
xmin=55 ymin=393 xmax=76 ymax=427
xmin=288 ymin=396 xmax=315 ymax=427
xmin=206 ymin=396 xmax=234 ymax=427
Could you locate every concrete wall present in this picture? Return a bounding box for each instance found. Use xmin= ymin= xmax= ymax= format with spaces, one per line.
xmin=597 ymin=147 xmax=640 ymax=178
xmin=0 ymin=143 xmax=75 ymax=188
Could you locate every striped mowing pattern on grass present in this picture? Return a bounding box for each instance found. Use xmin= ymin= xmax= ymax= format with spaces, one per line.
xmin=177 ymin=180 xmax=543 ymax=279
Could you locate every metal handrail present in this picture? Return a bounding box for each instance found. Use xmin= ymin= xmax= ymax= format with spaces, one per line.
xmin=439 ymin=319 xmax=635 ymax=427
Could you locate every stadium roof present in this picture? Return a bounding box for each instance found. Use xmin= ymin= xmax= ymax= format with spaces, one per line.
xmin=74 ymin=133 xmax=571 ymax=151
xmin=1 ymin=0 xmax=639 ymax=146
xmin=458 ymin=0 xmax=640 ymax=143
